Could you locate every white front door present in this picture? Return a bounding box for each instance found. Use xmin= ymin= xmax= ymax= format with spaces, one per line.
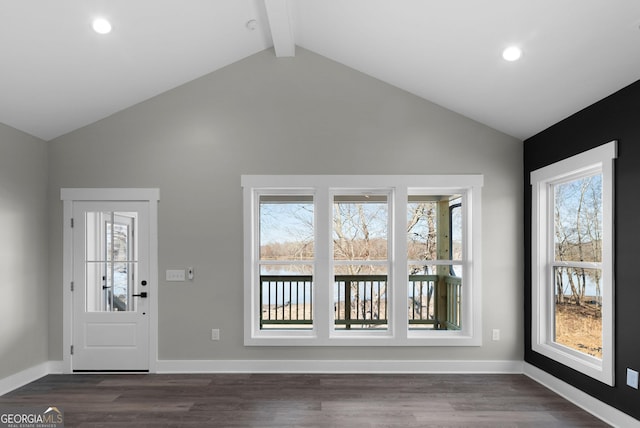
xmin=71 ymin=201 xmax=151 ymax=371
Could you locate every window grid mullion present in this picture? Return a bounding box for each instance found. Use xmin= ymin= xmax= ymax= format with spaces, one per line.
xmin=394 ymin=186 xmax=408 ymax=339
xmin=314 ymin=186 xmax=331 ymax=340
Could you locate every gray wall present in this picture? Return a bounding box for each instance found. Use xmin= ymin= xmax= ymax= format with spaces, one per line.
xmin=0 ymin=124 xmax=48 ymax=379
xmin=48 ymin=48 xmax=523 ymax=362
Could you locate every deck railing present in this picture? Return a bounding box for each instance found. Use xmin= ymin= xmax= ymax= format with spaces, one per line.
xmin=260 ymin=275 xmax=313 ymax=327
xmin=335 ymin=275 xmax=387 ymax=329
xmin=408 ymin=274 xmax=437 ymax=328
xmin=445 ymin=275 xmax=462 ymax=330
xmin=260 ymin=274 xmax=461 ymax=330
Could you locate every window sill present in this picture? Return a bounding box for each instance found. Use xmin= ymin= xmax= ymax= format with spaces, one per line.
xmin=245 ymin=333 xmax=482 ymax=347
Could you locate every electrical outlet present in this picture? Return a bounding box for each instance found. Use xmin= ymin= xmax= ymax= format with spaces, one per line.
xmin=627 ymin=368 xmax=638 ymax=389
xmin=492 ymin=329 xmax=500 ymax=341
xmin=211 ymin=329 xmax=220 ymax=341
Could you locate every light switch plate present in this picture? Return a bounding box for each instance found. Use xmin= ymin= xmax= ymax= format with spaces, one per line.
xmin=166 ymin=269 xmax=186 ymax=281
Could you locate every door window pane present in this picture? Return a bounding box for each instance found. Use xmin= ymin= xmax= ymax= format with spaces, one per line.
xmin=85 ymin=212 xmax=138 ymax=312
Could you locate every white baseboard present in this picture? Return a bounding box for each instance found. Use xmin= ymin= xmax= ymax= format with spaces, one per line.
xmin=46 ymin=361 xmax=64 ymax=374
xmin=156 ymin=359 xmax=523 ymax=374
xmin=524 ymin=363 xmax=640 ymax=428
xmin=0 ymin=361 xmax=62 ymax=396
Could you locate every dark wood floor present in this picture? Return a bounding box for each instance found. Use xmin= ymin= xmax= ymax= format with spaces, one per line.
xmin=0 ymin=373 xmax=609 ymax=427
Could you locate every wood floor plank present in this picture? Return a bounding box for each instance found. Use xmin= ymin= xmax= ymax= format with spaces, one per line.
xmin=0 ymin=373 xmax=610 ymax=427
xmin=98 ymin=377 xmax=212 ymax=387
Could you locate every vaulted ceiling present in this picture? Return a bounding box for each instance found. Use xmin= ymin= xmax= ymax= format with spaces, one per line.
xmin=1 ymin=0 xmax=639 ymax=141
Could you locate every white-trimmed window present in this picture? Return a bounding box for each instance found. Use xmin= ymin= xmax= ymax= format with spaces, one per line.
xmin=531 ymin=141 xmax=616 ymax=385
xmin=242 ymin=175 xmax=483 ymax=346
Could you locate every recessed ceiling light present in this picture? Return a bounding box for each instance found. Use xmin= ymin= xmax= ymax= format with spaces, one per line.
xmin=92 ymin=18 xmax=112 ymax=34
xmin=502 ymin=46 xmax=522 ymax=62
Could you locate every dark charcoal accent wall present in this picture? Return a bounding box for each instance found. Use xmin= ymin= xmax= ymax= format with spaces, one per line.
xmin=524 ymin=79 xmax=640 ymax=419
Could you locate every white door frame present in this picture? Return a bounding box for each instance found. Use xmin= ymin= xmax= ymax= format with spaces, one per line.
xmin=61 ymin=188 xmax=160 ymax=373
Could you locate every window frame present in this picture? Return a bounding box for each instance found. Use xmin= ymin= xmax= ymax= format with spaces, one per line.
xmin=242 ymin=175 xmax=483 ymax=346
xmin=530 ymin=141 xmax=616 ymax=385
xmin=406 ymin=192 xmax=465 ymax=333
xmin=331 ymin=189 xmax=393 ymax=335
xmin=257 ymin=191 xmax=316 ymax=333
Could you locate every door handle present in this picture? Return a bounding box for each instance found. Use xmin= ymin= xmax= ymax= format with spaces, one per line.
xmin=132 ymin=292 xmax=148 ymax=298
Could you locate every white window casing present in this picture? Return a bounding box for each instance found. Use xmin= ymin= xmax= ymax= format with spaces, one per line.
xmin=242 ymin=175 xmax=483 ymax=347
xmin=530 ymin=141 xmax=616 ymax=385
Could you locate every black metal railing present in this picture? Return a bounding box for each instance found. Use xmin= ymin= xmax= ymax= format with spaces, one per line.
xmin=260 ymin=274 xmax=461 ymax=330
xmin=408 ymin=275 xmax=437 ymax=327
xmin=260 ymin=275 xmax=313 ymax=327
xmin=335 ymin=275 xmax=387 ymax=329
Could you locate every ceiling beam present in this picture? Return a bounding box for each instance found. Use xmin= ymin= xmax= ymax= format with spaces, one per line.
xmin=264 ymin=0 xmax=295 ymax=57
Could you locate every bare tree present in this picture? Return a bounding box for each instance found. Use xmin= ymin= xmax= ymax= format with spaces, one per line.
xmin=554 ymin=175 xmax=602 ymax=308
xmin=407 ymin=202 xmax=437 ymax=265
xmin=333 ymin=199 xmax=388 ymax=327
xmin=407 ymin=202 xmax=438 ymax=319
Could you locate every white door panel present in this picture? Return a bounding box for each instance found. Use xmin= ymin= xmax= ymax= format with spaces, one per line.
xmin=84 ymin=322 xmax=137 ymax=346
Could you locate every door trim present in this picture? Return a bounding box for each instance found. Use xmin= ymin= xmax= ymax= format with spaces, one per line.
xmin=61 ymin=188 xmax=160 ymax=374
